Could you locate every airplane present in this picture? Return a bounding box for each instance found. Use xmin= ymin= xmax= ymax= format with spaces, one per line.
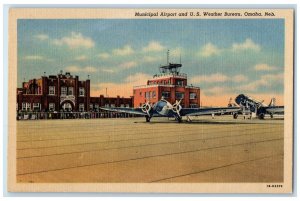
xmin=234 ymin=94 xmax=284 ymax=119
xmin=100 ymin=98 xmax=241 ymax=123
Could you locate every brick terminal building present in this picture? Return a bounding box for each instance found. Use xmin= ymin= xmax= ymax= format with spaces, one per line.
xmin=17 ymin=71 xmax=133 ymax=113
xmin=133 ymin=62 xmax=200 ymax=108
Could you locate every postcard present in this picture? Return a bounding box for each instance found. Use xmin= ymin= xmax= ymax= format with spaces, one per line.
xmin=7 ymin=8 xmax=294 ymax=193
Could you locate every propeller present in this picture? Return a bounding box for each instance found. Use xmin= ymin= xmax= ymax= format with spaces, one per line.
xmin=172 ymin=99 xmax=182 ymax=117
xmin=141 ymin=102 xmax=152 ymax=117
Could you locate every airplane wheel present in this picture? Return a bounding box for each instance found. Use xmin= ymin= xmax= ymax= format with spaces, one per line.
xmin=145 ymin=116 xmax=150 ymax=122
xmin=258 ymin=113 xmax=265 ymax=120
xmin=233 ymin=113 xmax=238 ymax=119
xmin=176 ymin=116 xmax=182 ymax=123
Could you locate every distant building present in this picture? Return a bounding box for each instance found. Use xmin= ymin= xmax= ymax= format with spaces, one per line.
xmin=133 ymin=62 xmax=200 ymax=108
xmin=16 ymin=71 xmax=133 ymax=112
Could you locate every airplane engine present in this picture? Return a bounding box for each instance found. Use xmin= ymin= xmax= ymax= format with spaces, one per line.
xmin=172 ymin=100 xmax=182 ymax=116
xmin=141 ymin=102 xmax=152 ymax=117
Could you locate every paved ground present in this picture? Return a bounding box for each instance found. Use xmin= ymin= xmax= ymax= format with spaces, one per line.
xmin=16 ymin=115 xmax=284 ymax=183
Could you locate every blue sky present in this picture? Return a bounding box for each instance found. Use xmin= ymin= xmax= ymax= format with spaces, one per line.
xmin=17 ymin=19 xmax=284 ymax=105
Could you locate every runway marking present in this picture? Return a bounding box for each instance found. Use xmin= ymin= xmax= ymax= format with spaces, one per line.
xmin=17 ymin=128 xmax=282 ymax=159
xmin=17 ymin=137 xmax=283 ymax=176
xmin=150 ymin=154 xmax=283 ymax=182
xmin=17 ymin=126 xmax=282 ymax=150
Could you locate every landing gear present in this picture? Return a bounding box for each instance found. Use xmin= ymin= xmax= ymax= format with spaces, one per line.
xmin=258 ymin=113 xmax=265 ymax=120
xmin=175 ymin=116 xmax=182 ymax=123
xmin=270 ymin=114 xmax=274 ymax=119
xmin=186 ymin=116 xmax=192 ymax=122
xmin=233 ymin=113 xmax=238 ymax=119
xmin=145 ymin=116 xmax=151 ymax=122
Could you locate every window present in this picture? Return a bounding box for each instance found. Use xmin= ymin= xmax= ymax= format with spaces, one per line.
xmin=105 ymin=104 xmax=109 ymax=108
xmin=33 ymin=103 xmax=40 ymax=111
xmin=94 ymin=104 xmax=99 ymax=110
xmin=61 ymin=87 xmax=67 ymax=95
xmin=175 ymin=92 xmax=184 ymax=99
xmin=49 ymin=103 xmax=55 ymax=111
xmin=89 ymin=104 xmax=93 ymax=110
xmin=139 ymin=92 xmax=142 ymax=96
xmin=190 ymin=93 xmax=197 ymax=99
xmin=162 ymin=91 xmax=170 ymax=98
xmin=22 ymin=102 xmax=31 ymax=111
xmin=49 ymin=86 xmax=55 ymax=95
xmin=149 ymin=91 xmax=152 ymax=98
xmin=22 ymin=102 xmax=26 ymax=110
xmin=79 ymin=87 xmax=85 ymax=96
xmin=120 ymin=104 xmax=124 ymax=108
xmin=176 ymin=80 xmax=184 ymax=86
xmin=152 ymin=91 xmax=156 ymax=98
xmin=145 ymin=92 xmax=150 ymax=99
xmin=111 ymin=104 xmax=115 ymax=108
xmin=126 ymin=104 xmax=130 ymax=108
xmin=79 ymin=104 xmax=85 ymax=112
xmin=68 ymin=87 xmax=73 ymax=95
xmin=190 ymin=104 xmax=198 ymax=108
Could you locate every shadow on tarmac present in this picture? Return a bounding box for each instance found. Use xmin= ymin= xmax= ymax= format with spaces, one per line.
xmin=134 ymin=118 xmax=284 ymax=125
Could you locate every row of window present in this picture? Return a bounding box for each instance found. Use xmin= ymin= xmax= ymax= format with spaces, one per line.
xmin=48 ymin=86 xmax=85 ymax=96
xmin=139 ymin=91 xmax=197 ymax=99
xmin=148 ymin=80 xmax=171 ymax=85
xmin=20 ymin=102 xmax=130 ymax=111
xmin=148 ymin=79 xmax=185 ymax=86
xmin=144 ymin=91 xmax=157 ymax=99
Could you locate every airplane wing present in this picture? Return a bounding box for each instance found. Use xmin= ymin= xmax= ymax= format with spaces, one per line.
xmin=100 ymin=107 xmax=146 ymax=116
xmin=265 ymin=106 xmax=284 ymax=114
xmin=181 ymin=107 xmax=241 ymax=116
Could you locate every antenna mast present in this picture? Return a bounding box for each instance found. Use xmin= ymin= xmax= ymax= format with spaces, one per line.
xmin=167 ymin=49 xmax=169 ymax=64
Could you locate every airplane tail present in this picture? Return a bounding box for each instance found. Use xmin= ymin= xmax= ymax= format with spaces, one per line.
xmin=269 ymin=98 xmax=276 ymax=106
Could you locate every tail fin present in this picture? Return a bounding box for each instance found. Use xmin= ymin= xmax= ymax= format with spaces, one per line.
xmin=269 ymin=98 xmax=276 ymax=107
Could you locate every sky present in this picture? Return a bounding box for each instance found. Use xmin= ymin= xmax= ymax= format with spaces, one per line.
xmin=17 ymin=19 xmax=284 ymax=106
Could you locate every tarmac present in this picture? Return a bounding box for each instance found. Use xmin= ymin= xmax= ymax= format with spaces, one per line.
xmin=16 ymin=115 xmax=284 ymax=183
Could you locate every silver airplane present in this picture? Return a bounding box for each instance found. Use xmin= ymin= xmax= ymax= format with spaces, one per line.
xmin=234 ymin=94 xmax=284 ymax=119
xmin=100 ymin=98 xmax=240 ymax=123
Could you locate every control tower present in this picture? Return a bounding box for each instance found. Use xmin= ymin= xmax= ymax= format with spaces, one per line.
xmin=133 ymin=50 xmax=200 ymax=108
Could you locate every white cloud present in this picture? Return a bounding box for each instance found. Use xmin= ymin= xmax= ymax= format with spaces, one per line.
xmin=119 ymin=61 xmax=138 ymax=70
xmin=190 ymin=73 xmax=229 ymax=84
xmin=205 ymin=86 xmax=229 ymax=95
xmin=74 ymin=55 xmax=87 ymax=61
xmin=240 ymin=73 xmax=283 ymax=91
xmin=191 ymin=73 xmax=248 ymax=84
xmin=98 ymin=53 xmax=110 ymax=59
xmin=35 ymin=34 xmax=49 ymax=41
xmin=24 ymin=55 xmax=44 ymax=60
xmin=142 ymin=56 xmax=158 ymax=63
xmin=112 ymin=45 xmax=134 ymax=56
xmin=143 ymin=41 xmax=165 ymax=52
xmin=232 ymin=75 xmax=248 ymax=82
xmin=254 ymin=63 xmax=278 ymax=71
xmin=198 ymin=43 xmax=221 ymax=57
xmin=101 ymin=68 xmax=115 ymax=73
xmin=53 ymin=32 xmax=95 ymax=49
xmin=65 ymin=65 xmax=97 ymax=73
xmin=232 ymin=38 xmax=261 ymax=52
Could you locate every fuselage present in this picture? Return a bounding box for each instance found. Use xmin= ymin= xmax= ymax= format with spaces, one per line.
xmin=152 ymin=99 xmax=175 ymax=117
